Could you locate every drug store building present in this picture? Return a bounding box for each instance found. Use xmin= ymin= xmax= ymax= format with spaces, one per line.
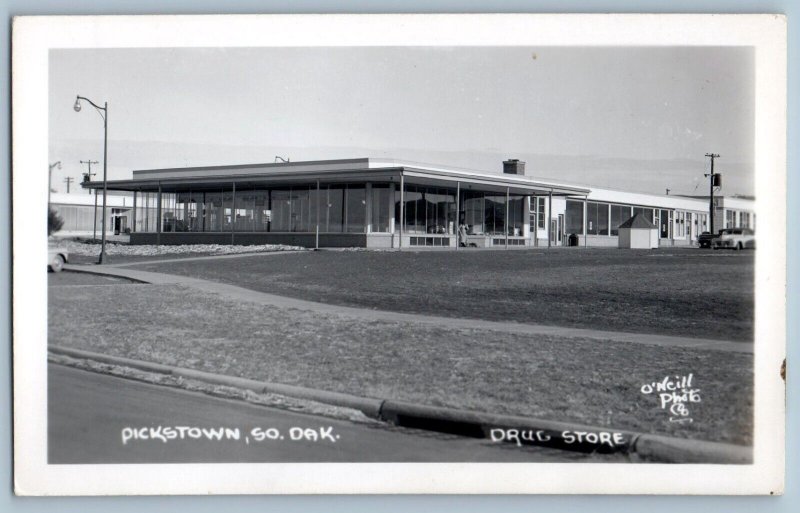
xmin=83 ymin=158 xmax=755 ymax=249
xmin=529 ymin=185 xmax=756 ymax=247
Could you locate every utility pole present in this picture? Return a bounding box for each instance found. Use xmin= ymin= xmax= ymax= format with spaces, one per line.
xmin=63 ymin=177 xmax=75 ymax=194
xmin=81 ymin=159 xmax=100 ymax=240
xmin=704 ymin=153 xmax=721 ymax=235
xmin=80 ymin=160 xmax=98 ymax=192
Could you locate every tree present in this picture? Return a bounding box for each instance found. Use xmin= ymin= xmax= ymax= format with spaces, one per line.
xmin=48 ymin=208 xmax=64 ymax=235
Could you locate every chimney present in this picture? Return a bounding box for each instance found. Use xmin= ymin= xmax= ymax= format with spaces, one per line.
xmin=503 ymin=159 xmax=525 ymax=175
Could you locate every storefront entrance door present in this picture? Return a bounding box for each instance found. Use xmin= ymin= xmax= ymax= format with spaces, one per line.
xmin=660 ymin=209 xmax=670 ymax=238
xmin=549 ymin=216 xmax=564 ymax=246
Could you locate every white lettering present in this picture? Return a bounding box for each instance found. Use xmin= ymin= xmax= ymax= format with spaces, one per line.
xmin=121 ymin=427 xmax=134 ymax=445
xmin=642 ymin=374 xmax=701 ymax=424
xmin=150 ymin=426 xmax=167 ymax=443
xmin=319 ymin=427 xmax=336 ymax=443
xmin=202 ymin=427 xmax=225 ymax=441
xmin=490 ymin=429 xmax=506 ymax=442
xmin=122 ymin=425 xmax=337 ymax=445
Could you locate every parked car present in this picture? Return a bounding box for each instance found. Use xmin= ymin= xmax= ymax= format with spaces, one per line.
xmin=48 ymin=244 xmax=69 ymax=272
xmin=713 ymin=228 xmax=756 ymax=250
xmin=697 ymin=231 xmax=719 ymax=248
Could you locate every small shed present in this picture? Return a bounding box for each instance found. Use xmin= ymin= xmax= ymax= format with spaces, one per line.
xmin=618 ymin=213 xmax=658 ymax=249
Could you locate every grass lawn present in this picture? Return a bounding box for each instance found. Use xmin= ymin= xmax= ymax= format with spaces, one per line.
xmin=137 ymin=247 xmax=754 ymax=341
xmin=48 ymin=278 xmax=753 ymax=445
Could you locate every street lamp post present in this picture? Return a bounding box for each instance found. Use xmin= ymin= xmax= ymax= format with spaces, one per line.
xmin=74 ymin=96 xmax=108 ymax=264
xmin=48 ymin=161 xmax=61 ymax=209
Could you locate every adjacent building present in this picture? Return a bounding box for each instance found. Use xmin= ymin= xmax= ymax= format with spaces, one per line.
xmin=50 ymin=191 xmax=134 ymax=237
xmin=80 ymin=158 xmax=755 ymax=249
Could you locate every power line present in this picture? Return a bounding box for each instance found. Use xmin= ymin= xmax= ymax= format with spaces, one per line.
xmin=63 ymin=176 xmax=75 ymax=194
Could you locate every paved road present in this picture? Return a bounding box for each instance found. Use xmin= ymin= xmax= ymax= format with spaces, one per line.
xmin=49 ymin=364 xmax=618 ymax=464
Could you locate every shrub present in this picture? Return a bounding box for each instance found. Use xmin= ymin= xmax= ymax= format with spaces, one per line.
xmin=48 ymin=208 xmax=64 ymax=235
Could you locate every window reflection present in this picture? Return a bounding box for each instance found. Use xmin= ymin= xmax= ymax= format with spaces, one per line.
xmin=345 ymin=185 xmax=366 ymax=233
xmin=586 ymin=201 xmax=610 ymax=236
xmin=633 ymin=207 xmax=654 ymax=223
xmin=610 ymin=204 xmax=631 ymax=236
xmin=146 ymin=182 xmax=525 ymax=238
xmin=565 ymin=199 xmax=584 ymax=235
xmin=371 ymin=185 xmax=391 ymax=232
xmin=401 ymin=186 xmax=455 ymax=235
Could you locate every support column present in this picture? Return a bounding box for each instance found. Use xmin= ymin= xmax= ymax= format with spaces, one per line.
xmin=455 ymin=181 xmax=460 ymax=250
xmin=202 ymin=191 xmax=206 ymax=232
xmin=399 ymin=174 xmax=404 ymax=249
xmin=584 ymin=195 xmax=588 ymax=247
xmin=548 ymin=190 xmax=553 ymax=248
xmin=183 ymin=193 xmax=189 ymax=232
xmin=156 ymin=183 xmax=162 ymax=245
xmin=365 ymin=183 xmax=373 ymax=235
xmin=389 ymin=183 xmax=396 ymax=248
xmin=315 ymin=179 xmax=320 ymax=250
xmin=231 ymin=182 xmax=236 ymax=244
xmin=505 ymin=187 xmax=510 ymax=249
xmin=132 ymin=190 xmax=137 ymax=234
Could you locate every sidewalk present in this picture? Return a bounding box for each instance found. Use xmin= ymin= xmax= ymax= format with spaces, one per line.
xmin=63 ymin=264 xmax=752 ymax=354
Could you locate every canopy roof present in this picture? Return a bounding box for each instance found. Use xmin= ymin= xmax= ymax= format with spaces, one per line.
xmin=81 ymin=158 xmax=591 ymax=197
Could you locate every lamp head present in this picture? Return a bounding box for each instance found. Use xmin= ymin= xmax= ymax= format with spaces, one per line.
xmin=73 ymin=97 xmax=81 ymax=112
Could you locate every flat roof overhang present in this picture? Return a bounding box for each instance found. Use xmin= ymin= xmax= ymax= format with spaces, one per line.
xmin=82 ymin=164 xmax=590 ymax=197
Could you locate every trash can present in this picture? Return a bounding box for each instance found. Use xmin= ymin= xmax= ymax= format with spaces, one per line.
xmin=568 ymin=233 xmax=579 ymax=247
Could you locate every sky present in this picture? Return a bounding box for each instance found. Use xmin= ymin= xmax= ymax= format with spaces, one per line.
xmin=49 ymin=46 xmax=754 ymax=196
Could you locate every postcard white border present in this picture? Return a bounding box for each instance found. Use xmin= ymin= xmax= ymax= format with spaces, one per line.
xmin=12 ymin=13 xmax=786 ymax=495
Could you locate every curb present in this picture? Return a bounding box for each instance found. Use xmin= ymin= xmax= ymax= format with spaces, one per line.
xmin=61 ymin=265 xmax=152 ymax=284
xmin=49 ymin=345 xmax=384 ymax=419
xmin=48 ymin=345 xmax=752 ymax=464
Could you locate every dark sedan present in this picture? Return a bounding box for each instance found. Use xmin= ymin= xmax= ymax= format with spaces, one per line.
xmin=697 ymin=231 xmax=719 ymax=248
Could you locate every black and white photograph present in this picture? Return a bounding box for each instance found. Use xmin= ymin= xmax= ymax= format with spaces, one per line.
xmin=12 ymin=14 xmax=786 ymax=495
